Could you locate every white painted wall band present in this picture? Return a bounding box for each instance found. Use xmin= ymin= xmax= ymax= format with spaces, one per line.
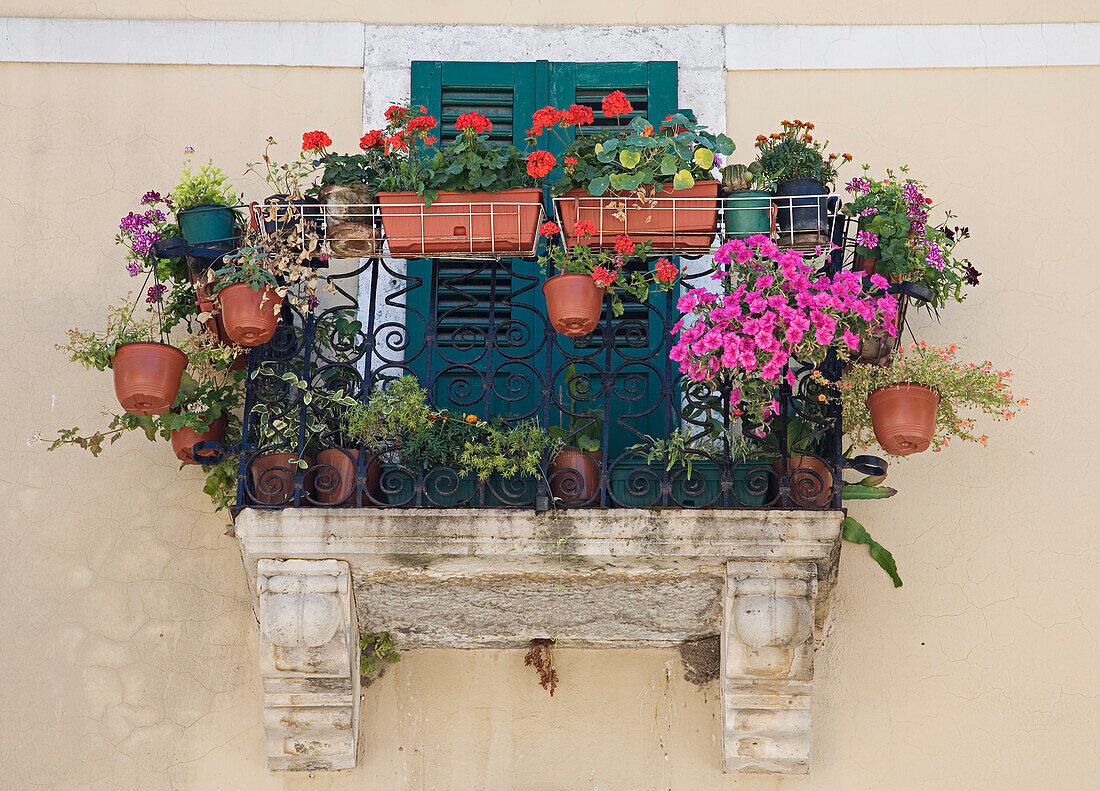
xmin=4 ymin=18 xmax=1098 ymax=72
xmin=724 ymin=23 xmax=1100 ymax=70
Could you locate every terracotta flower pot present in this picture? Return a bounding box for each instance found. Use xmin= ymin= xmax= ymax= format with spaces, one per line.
xmin=250 ymin=452 xmax=312 ymax=505
xmin=549 ymin=449 xmax=602 ymax=506
xmin=376 ymin=188 xmax=543 ymax=256
xmin=867 ymin=383 xmax=940 ymax=456
xmin=170 ymin=415 xmax=227 ymax=464
xmin=216 ymin=283 xmax=281 ymax=347
xmin=312 ymin=449 xmax=382 ymax=505
xmin=110 ymin=342 xmax=188 ymax=416
xmin=773 ymin=457 xmax=834 ymax=508
xmin=541 ymin=273 xmax=605 ymax=337
xmin=555 ymin=180 xmax=720 ymax=250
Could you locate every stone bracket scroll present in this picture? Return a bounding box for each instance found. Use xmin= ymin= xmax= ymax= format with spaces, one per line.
xmin=257 ymin=558 xmax=359 ymax=771
xmin=722 ymin=560 xmax=818 ymax=773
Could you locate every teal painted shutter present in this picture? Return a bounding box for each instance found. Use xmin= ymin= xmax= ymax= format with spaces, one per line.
xmin=408 ymin=61 xmax=542 ymax=421
xmin=546 ymin=61 xmax=679 ymax=457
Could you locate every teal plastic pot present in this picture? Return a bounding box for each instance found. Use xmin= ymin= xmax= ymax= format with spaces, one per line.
xmin=177 ymin=203 xmax=237 ymax=245
xmin=379 ymin=465 xmax=478 ymax=506
xmin=723 ymin=190 xmax=772 ymax=238
xmin=610 ymin=461 xmax=662 ymax=508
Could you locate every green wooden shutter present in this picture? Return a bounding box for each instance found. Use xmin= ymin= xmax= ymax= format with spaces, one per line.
xmin=405 ymin=60 xmax=679 ymax=459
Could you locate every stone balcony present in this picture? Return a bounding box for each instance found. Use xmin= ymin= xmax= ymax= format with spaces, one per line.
xmin=235 ymin=507 xmax=843 ymax=774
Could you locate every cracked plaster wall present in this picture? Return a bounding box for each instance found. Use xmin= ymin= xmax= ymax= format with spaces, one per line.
xmin=1 ymin=38 xmax=1098 ymax=791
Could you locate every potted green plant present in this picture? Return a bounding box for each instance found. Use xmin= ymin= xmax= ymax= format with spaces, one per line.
xmin=720 ymin=162 xmax=772 ymax=239
xmin=344 ymin=376 xmax=559 ymax=506
xmin=754 ymin=120 xmax=851 ymax=236
xmin=542 ymin=96 xmax=734 ymax=250
xmin=537 ymin=222 xmax=676 ymax=336
xmin=833 ymin=342 xmax=1026 ymax=457
xmin=843 ymin=166 xmax=980 ymax=310
xmin=59 ymin=298 xmax=188 ymax=416
xmin=373 ymin=107 xmax=547 ymax=256
xmin=170 ymin=147 xmax=239 ymax=246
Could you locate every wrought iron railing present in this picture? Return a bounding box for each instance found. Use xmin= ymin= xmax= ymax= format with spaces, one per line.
xmin=189 ymin=193 xmax=892 ymax=512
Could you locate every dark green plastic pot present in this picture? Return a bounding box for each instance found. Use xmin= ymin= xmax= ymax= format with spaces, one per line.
xmin=177 ymin=203 xmax=237 ymax=245
xmin=773 ymin=178 xmax=828 ymax=236
xmin=723 ymin=190 xmax=772 ymax=238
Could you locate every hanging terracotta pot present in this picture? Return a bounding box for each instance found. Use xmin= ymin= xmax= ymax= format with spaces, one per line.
xmin=541 ymin=274 xmax=604 ymax=337
xmin=111 ymin=342 xmax=188 ymax=416
xmin=250 ymin=452 xmax=312 ymax=505
xmin=773 ymin=457 xmax=834 ymax=508
xmin=549 ymin=449 xmax=602 ymax=506
xmin=312 ymin=449 xmax=382 ymax=505
xmin=216 ymin=283 xmax=281 ymax=347
xmin=170 ymin=415 xmax=227 ymax=464
xmin=867 ymin=383 xmax=940 ymax=456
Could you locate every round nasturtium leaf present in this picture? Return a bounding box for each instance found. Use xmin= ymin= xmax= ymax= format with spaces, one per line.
xmin=618 ymin=150 xmax=642 ymax=170
xmin=693 ymin=147 xmax=715 ymax=169
xmin=673 ymin=169 xmax=696 ymax=189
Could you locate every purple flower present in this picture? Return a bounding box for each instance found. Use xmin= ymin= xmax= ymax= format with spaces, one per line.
xmin=307 ymin=294 xmax=319 ymax=309
xmin=144 ymin=208 xmax=166 ymax=223
xmin=845 ymin=177 xmax=870 ymax=195
xmin=140 ymin=190 xmax=163 ymax=205
xmin=126 ymin=261 xmax=142 ymax=276
xmin=859 ymin=207 xmax=878 ymax=217
xmin=184 ymin=146 xmax=195 ymax=154
xmin=146 ymin=283 xmax=168 ymax=303
xmin=713 ymin=154 xmax=724 ymax=168
xmin=131 ymin=229 xmax=161 ymax=255
xmin=856 ymin=230 xmax=879 ymax=249
xmin=902 ymin=184 xmax=924 ymax=205
xmin=925 ymin=242 xmax=945 ymax=271
xmin=119 ymin=212 xmax=148 ymax=233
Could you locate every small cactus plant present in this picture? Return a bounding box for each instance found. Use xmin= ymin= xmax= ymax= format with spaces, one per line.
xmin=720 ymin=162 xmax=766 ymax=194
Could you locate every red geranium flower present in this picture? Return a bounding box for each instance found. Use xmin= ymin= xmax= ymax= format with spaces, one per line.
xmin=613 ymin=233 xmax=635 ymax=255
xmin=528 ymin=106 xmax=563 ymax=137
xmin=359 ymin=130 xmax=383 ymax=150
xmin=573 ymin=220 xmax=597 ymax=238
xmin=526 ymin=150 xmax=556 ymax=178
xmin=540 ymin=221 xmax=561 ymax=238
xmin=591 ymin=266 xmax=617 ymax=288
xmin=654 ymin=258 xmax=679 ymax=282
xmin=564 ymin=156 xmax=578 ymax=167
xmin=422 ymin=135 xmax=438 ymax=145
xmin=384 ymin=105 xmax=405 ymax=121
xmin=407 ymin=115 xmax=438 ymax=132
xmin=563 ymin=104 xmax=595 ymax=126
xmin=383 ymin=133 xmax=409 ymax=153
xmin=601 ymin=90 xmax=633 ymax=118
xmin=455 ymin=111 xmax=492 ymax=134
xmin=301 ymin=130 xmax=332 ymax=152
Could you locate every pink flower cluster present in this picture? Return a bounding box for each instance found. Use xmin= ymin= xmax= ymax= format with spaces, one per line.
xmin=669 ymin=235 xmax=899 ymax=426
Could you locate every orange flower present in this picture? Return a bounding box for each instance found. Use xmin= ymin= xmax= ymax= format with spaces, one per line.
xmin=642 ymin=124 xmax=653 ymax=136
xmin=843 ymin=153 xmax=853 ymax=161
xmin=465 ymin=414 xmax=478 ymax=424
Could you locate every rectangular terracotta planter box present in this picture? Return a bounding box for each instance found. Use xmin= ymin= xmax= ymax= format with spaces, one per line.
xmin=555 ymin=180 xmax=719 ymax=251
xmin=376 ymin=188 xmax=544 ymax=256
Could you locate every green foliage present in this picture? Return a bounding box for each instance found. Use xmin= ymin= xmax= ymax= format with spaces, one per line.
xmin=548 ymin=367 xmax=603 ymax=452
xmin=344 ymin=376 xmax=558 ymax=481
xmin=245 ymin=137 xmax=317 ymax=197
xmin=169 ymin=151 xmax=238 ymax=209
xmin=57 ymin=297 xmax=161 ymax=371
xmin=550 ymin=113 xmax=734 ymax=197
xmin=628 ymin=426 xmax=762 ymax=481
xmin=842 ymin=516 xmax=902 ymax=587
xmin=754 ymin=120 xmax=850 ymax=187
xmin=360 ymin=633 xmax=400 ymax=677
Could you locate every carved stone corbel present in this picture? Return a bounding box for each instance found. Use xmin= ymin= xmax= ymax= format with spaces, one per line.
xmin=721 ymin=561 xmax=818 ymax=773
xmin=257 ymin=559 xmax=359 ymax=771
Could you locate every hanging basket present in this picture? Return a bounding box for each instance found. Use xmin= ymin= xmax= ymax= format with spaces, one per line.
xmin=867 ymin=383 xmax=940 ymax=456
xmin=111 ymin=342 xmax=188 ymax=416
xmin=541 ymin=273 xmax=605 ymax=337
xmin=216 ymin=283 xmax=282 ymax=347
xmin=171 ymin=415 xmax=227 ymax=464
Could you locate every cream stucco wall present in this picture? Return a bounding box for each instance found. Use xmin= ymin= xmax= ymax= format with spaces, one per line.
xmin=1 ymin=30 xmax=1098 ymax=791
